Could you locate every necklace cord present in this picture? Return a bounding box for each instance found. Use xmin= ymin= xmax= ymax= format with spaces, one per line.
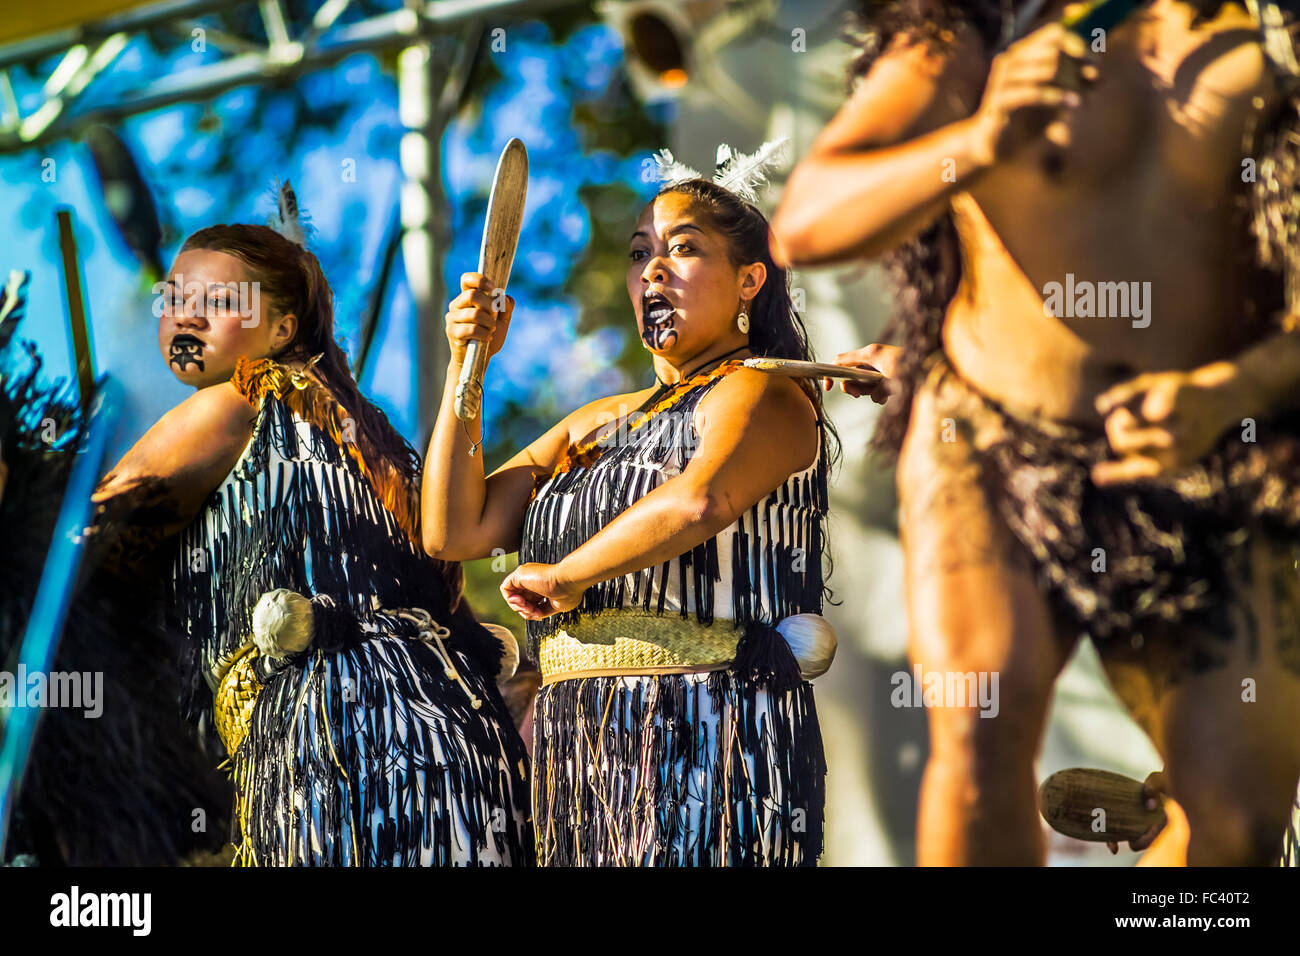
xmin=637 ymin=345 xmax=752 ymax=415
xmin=652 ymin=344 xmax=752 ymax=389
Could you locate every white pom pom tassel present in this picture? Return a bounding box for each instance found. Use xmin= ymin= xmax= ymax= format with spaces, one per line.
xmin=251 ymin=589 xmax=315 ymax=660
xmin=774 ymin=613 xmax=838 ymax=680
xmin=480 ymin=622 xmax=519 ymax=681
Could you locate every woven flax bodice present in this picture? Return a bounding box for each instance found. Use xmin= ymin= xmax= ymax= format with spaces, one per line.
xmin=519 ymin=361 xmax=829 ymax=667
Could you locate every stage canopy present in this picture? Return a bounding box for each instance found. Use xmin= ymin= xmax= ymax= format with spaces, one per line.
xmin=0 ymin=1 xmax=160 ymax=47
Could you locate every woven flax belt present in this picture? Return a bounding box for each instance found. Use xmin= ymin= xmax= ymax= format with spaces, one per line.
xmin=538 ymin=610 xmax=741 ymax=685
xmin=213 ymin=644 xmax=263 ymax=756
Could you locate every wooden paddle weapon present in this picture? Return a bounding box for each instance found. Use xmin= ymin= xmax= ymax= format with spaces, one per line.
xmin=454 ymin=138 xmax=528 ymax=432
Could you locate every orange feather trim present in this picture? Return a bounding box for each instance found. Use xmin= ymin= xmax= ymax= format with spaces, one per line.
xmin=528 ymin=359 xmax=746 ymax=503
xmin=232 ymin=356 xmax=421 ymax=542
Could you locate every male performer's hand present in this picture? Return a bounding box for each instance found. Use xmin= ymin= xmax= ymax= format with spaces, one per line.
xmin=1092 ymin=365 xmax=1241 ymax=486
xmin=445 ymin=271 xmax=515 ymax=367
xmin=1106 ymin=770 xmax=1168 ymax=855
xmin=501 ymin=562 xmax=586 ymax=620
xmin=824 ymin=343 xmax=901 ymax=404
xmin=971 ymin=22 xmax=1100 ymax=165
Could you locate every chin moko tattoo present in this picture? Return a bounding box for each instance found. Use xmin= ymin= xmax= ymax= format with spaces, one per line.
xmin=641 ymin=293 xmax=678 ymax=351
xmin=169 ymin=334 xmax=205 ymax=373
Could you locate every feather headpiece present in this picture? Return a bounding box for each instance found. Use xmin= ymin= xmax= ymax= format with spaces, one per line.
xmin=266 ymin=179 xmax=310 ymax=248
xmin=652 ymin=136 xmax=791 ymax=205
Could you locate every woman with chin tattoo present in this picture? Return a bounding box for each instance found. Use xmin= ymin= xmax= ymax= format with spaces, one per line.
xmin=422 ymin=143 xmax=842 ymax=866
xmin=92 ymin=208 xmax=533 ymax=866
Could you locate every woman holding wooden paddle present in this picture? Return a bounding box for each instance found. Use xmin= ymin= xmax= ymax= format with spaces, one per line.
xmin=422 ymin=140 xmax=848 ymax=866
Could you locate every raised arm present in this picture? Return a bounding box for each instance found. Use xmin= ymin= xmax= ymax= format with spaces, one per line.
xmin=770 ymin=23 xmax=1094 ymax=268
xmin=421 ymin=271 xmax=616 ymax=560
xmin=500 ymin=369 xmax=817 ymax=619
xmin=421 ymin=383 xmax=573 ymax=561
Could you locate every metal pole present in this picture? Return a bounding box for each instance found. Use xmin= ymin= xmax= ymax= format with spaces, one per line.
xmin=398 ymin=25 xmax=449 ymax=449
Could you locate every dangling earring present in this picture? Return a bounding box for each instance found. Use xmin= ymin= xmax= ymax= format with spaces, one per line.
xmin=737 ymin=308 xmax=749 ymax=334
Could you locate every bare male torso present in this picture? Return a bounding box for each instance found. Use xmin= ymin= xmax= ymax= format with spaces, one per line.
xmin=946 ymin=0 xmax=1284 ymax=425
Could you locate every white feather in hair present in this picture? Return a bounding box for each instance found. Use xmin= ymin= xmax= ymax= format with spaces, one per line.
xmin=653 ymin=137 xmax=791 ymax=204
xmin=712 ymin=137 xmax=790 ymax=204
xmin=266 ymin=178 xmax=309 ymax=247
xmin=653 ymin=147 xmax=702 ymax=184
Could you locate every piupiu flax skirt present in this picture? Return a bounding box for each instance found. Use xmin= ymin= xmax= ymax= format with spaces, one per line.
xmin=531 ymin=667 xmax=826 ymax=867
xmin=224 ymin=629 xmax=534 ymax=867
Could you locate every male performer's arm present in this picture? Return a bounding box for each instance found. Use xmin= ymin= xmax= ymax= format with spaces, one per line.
xmin=1094 ymin=328 xmax=1300 ymax=486
xmin=499 ymin=370 xmax=816 ymax=619
xmin=823 ymin=343 xmax=903 ymax=402
xmin=1217 ymin=327 xmax=1300 ymax=420
xmin=770 ymin=23 xmax=1095 ymax=268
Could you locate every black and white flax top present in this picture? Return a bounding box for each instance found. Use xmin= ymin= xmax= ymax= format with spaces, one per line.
xmin=519 ymin=359 xmax=830 ymax=664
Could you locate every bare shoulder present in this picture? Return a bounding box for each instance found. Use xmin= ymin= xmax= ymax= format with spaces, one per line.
xmin=695 ymin=369 xmax=818 ymax=467
xmin=95 ymin=382 xmax=256 ymax=506
xmin=565 ymin=385 xmax=659 ymax=445
xmin=171 ymin=381 xmax=259 ymax=446
xmin=1193 ymin=2 xmax=1287 ymax=105
xmin=699 ymin=367 xmax=814 ymax=417
xmin=180 ymin=379 xmax=257 ymax=420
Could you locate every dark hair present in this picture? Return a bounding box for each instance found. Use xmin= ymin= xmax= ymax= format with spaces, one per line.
xmin=654 ymin=178 xmax=843 ymax=600
xmin=177 ymin=223 xmax=463 ymax=599
xmin=844 ymin=0 xmax=1242 ymax=458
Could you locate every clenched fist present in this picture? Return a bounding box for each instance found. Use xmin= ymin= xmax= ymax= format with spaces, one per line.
xmin=446 ymin=271 xmax=515 ymax=367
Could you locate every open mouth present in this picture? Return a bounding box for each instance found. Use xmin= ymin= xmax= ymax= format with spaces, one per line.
xmin=640 ymin=291 xmax=678 ymax=350
xmin=168 ymin=333 xmax=206 ymax=373
xmin=642 ymin=291 xmax=675 ymax=325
